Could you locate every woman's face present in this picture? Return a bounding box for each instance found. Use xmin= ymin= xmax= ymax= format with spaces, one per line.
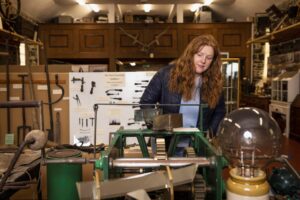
xmin=193 ymin=45 xmax=214 ymax=75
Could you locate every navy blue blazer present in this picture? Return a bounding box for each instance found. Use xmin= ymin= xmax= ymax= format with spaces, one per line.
xmin=140 ymin=65 xmax=226 ymax=135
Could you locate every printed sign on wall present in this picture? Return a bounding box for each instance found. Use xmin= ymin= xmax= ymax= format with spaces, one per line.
xmin=69 ymin=72 xmax=155 ymax=145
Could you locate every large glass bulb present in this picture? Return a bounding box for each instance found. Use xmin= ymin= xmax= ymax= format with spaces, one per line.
xmin=216 ymin=107 xmax=281 ymax=177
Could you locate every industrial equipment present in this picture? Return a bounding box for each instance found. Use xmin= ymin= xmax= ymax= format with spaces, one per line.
xmin=44 ymin=104 xmax=299 ymax=200
xmin=75 ymin=103 xmax=228 ymax=200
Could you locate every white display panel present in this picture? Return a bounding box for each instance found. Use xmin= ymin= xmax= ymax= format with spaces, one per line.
xmin=69 ymin=72 xmax=155 ymax=145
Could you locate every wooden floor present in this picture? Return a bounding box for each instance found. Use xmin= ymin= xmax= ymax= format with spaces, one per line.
xmin=280 ymin=137 xmax=300 ymax=172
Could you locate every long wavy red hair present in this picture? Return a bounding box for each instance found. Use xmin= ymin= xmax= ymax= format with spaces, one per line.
xmin=169 ymin=34 xmax=223 ymax=108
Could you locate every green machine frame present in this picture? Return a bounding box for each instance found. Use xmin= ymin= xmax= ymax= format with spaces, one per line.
xmin=93 ymin=103 xmax=228 ymax=200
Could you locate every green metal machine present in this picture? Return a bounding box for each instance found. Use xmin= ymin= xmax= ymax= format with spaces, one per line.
xmin=91 ymin=103 xmax=228 ymax=200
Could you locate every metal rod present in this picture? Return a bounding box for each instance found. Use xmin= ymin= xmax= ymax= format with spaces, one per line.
xmin=111 ymin=157 xmax=212 ymax=168
xmin=94 ymin=103 xmax=206 ymax=107
xmin=43 ymin=44 xmax=54 ymax=140
xmin=43 ymin=158 xmax=87 ymax=164
xmin=93 ymin=104 xmax=99 ymax=158
xmin=0 ymin=138 xmax=35 ymax=192
xmin=5 ymin=38 xmax=11 ymax=133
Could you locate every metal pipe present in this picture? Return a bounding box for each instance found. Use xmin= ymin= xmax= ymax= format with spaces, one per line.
xmin=43 ymin=158 xmax=87 ymax=164
xmin=111 ymin=157 xmax=212 ymax=168
xmin=0 ymin=138 xmax=35 ymax=192
xmin=94 ymin=103 xmax=205 ymax=107
xmin=93 ymin=104 xmax=99 ymax=158
xmin=0 ymin=100 xmax=42 ymax=108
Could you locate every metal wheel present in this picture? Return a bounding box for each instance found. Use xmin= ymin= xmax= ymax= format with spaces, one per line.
xmin=185 ymin=147 xmax=206 ymax=200
xmin=184 ymin=147 xmax=196 ymax=158
xmin=193 ymin=174 xmax=206 ymax=200
xmin=155 ymin=138 xmax=167 ymax=160
xmin=0 ymin=0 xmax=20 ymax=21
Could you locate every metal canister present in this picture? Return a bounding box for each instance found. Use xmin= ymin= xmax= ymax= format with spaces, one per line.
xmin=47 ymin=149 xmax=82 ymax=200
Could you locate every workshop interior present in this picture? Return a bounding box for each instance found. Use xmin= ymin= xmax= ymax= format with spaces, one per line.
xmin=0 ymin=0 xmax=300 ymax=199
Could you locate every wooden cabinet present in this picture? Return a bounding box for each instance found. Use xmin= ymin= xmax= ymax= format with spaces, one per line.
xmin=43 ymin=28 xmax=75 ymax=58
xmin=39 ymin=23 xmax=251 ymax=72
xmin=216 ymin=23 xmax=251 ymax=58
xmin=290 ymin=95 xmax=300 ymax=139
xmin=240 ymin=95 xmax=271 ymax=112
xmin=115 ymin=24 xmax=178 ymax=58
xmin=39 ymin=24 xmax=114 ymax=59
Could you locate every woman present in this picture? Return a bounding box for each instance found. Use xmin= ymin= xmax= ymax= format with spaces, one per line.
xmin=140 ymin=34 xmax=225 ymax=155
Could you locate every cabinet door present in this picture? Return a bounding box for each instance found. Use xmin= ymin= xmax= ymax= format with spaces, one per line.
xmin=145 ymin=27 xmax=178 ymax=58
xmin=181 ymin=24 xmax=216 ymax=52
xmin=41 ymin=28 xmax=76 ymax=58
xmin=115 ymin=28 xmax=145 ymax=57
xmin=78 ymin=28 xmax=110 ymax=58
xmin=217 ymin=23 xmax=251 ymax=58
xmin=115 ymin=26 xmax=178 ymax=58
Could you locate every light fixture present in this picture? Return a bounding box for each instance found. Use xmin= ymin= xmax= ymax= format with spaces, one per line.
xmin=129 ymin=62 xmax=136 ymax=67
xmin=143 ymin=4 xmax=151 ymax=13
xmin=75 ymin=0 xmax=85 ymax=6
xmin=203 ymin=0 xmax=213 ymax=6
xmin=216 ymin=107 xmax=281 ymax=200
xmin=89 ymin=4 xmax=100 ymax=13
xmin=190 ymin=3 xmax=202 ymax=12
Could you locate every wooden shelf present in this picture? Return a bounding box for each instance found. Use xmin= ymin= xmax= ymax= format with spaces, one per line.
xmin=0 ymin=28 xmax=43 ymax=46
xmin=247 ymin=21 xmax=300 ymax=44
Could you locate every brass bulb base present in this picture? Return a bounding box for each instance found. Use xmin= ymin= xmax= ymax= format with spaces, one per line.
xmin=226 ymin=167 xmax=269 ymax=200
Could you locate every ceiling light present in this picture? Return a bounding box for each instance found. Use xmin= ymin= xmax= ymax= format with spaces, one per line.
xmin=129 ymin=62 xmax=136 ymax=66
xmin=190 ymin=3 xmax=202 ymax=12
xmin=204 ymin=0 xmax=213 ymax=6
xmin=75 ymin=0 xmax=85 ymax=6
xmin=143 ymin=4 xmax=151 ymax=13
xmin=89 ymin=4 xmax=100 ymax=12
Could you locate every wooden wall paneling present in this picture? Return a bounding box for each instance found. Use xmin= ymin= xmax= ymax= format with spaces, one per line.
xmin=216 ymin=23 xmax=251 ymax=57
xmin=38 ymin=23 xmax=251 ymax=75
xmin=40 ymin=25 xmax=77 ymax=58
xmin=77 ymin=24 xmax=114 ymax=59
xmin=115 ymin=26 xmax=145 ymax=58
xmin=216 ymin=23 xmax=252 ymax=77
xmin=180 ymin=24 xmax=217 ymax=51
xmin=144 ymin=26 xmax=178 ymax=58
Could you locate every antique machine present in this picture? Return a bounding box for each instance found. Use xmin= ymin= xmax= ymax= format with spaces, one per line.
xmin=75 ymin=103 xmax=228 ymax=200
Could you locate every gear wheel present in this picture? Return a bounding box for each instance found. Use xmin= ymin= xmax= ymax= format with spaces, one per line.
xmin=155 ymin=138 xmax=167 ymax=160
xmin=193 ymin=174 xmax=206 ymax=200
xmin=184 ymin=147 xmax=207 ymax=200
xmin=184 ymin=147 xmax=196 ymax=158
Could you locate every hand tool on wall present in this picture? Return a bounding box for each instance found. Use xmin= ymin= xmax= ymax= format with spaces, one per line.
xmin=90 ymin=81 xmax=96 ymax=94
xmin=4 ymin=37 xmax=11 ymax=133
xmin=16 ymin=74 xmax=31 ymax=146
xmin=105 ymin=89 xmax=123 ymax=93
xmin=43 ymin=45 xmax=54 ymax=141
xmin=47 ymin=74 xmax=64 ymax=105
xmin=26 ymin=46 xmax=40 ymax=131
xmin=89 ymin=118 xmax=94 ymax=126
xmin=54 ymin=112 xmax=61 ymax=144
xmin=73 ymin=94 xmax=81 ymax=106
xmin=71 ymin=77 xmax=85 ymax=92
